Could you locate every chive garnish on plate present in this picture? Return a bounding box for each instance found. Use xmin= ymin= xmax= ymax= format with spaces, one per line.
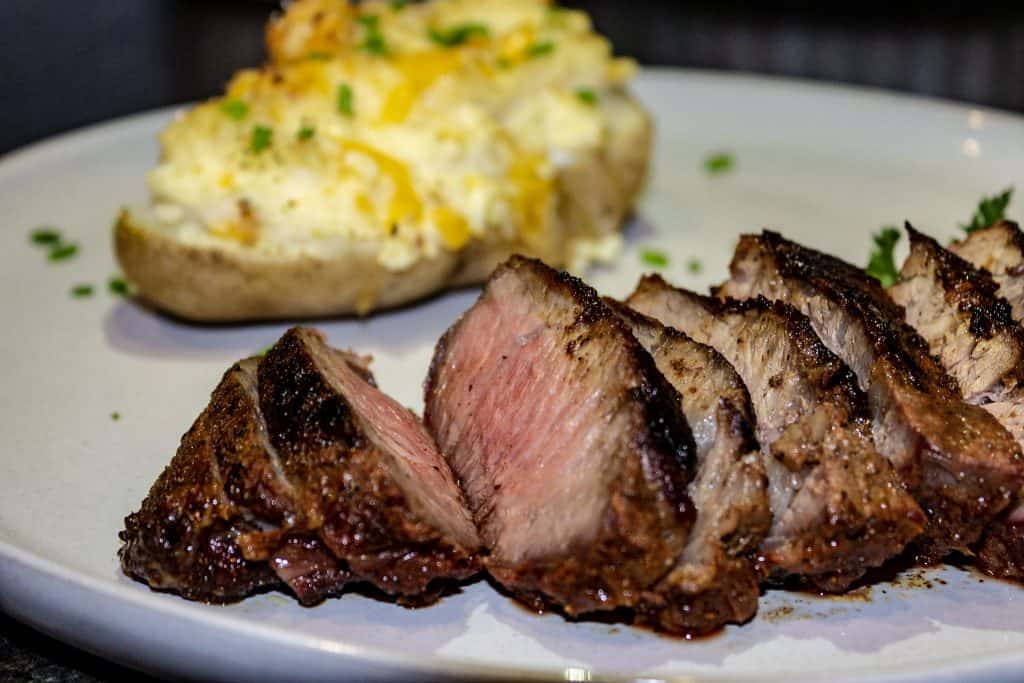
xmin=48 ymin=243 xmax=78 ymax=262
xmin=641 ymin=248 xmax=669 ymax=268
xmin=704 ymin=152 xmax=735 ymax=175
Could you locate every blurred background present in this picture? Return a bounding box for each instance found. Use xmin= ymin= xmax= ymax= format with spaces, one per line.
xmin=2 ymin=1 xmax=1023 ymax=155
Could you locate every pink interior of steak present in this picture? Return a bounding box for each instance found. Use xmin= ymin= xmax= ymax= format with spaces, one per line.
xmin=299 ymin=330 xmax=479 ymax=550
xmin=427 ymin=270 xmax=634 ymax=565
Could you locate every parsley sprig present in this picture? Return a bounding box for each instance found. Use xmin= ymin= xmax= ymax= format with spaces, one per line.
xmin=865 ymin=226 xmax=901 ymax=288
xmin=960 ymin=187 xmax=1014 ymax=234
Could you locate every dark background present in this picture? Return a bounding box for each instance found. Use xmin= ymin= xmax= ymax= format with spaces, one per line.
xmin=2 ymin=1 xmax=1023 ymax=680
xmin=2 ymin=1 xmax=1024 ymax=156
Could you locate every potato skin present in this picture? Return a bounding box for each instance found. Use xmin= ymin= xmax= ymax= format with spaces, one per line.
xmin=114 ymin=97 xmax=652 ymax=322
xmin=114 ymin=210 xmax=460 ymax=322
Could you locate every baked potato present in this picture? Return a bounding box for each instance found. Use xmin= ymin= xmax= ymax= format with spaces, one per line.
xmin=116 ymin=0 xmax=652 ymax=321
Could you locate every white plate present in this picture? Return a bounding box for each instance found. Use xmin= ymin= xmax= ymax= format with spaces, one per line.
xmin=1 ymin=69 xmax=1023 ymax=683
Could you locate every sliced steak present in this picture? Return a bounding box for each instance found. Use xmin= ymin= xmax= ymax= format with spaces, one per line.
xmin=892 ymin=224 xmax=1024 ymax=412
xmin=121 ymin=328 xmax=480 ymax=605
xmin=425 ymin=256 xmax=697 ymax=622
xmin=893 ymin=225 xmax=1024 ymax=581
xmin=950 ymin=220 xmax=1024 ymax=323
xmin=607 ymin=300 xmax=770 ymax=633
xmin=120 ymin=359 xmax=287 ymax=603
xmin=628 ymin=279 xmax=924 ymax=591
xmin=718 ymin=230 xmax=1024 ymax=561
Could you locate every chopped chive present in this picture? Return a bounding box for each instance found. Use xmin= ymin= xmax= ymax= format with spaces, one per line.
xmin=111 ymin=411 xmax=121 ymax=421
xmin=249 ymin=125 xmax=273 ymax=154
xmin=575 ymin=88 xmax=598 ymax=105
xmin=306 ymin=51 xmax=331 ymax=61
xmin=390 ymin=0 xmax=407 ymax=9
xmin=428 ymin=23 xmax=489 ymax=47
xmin=48 ymin=243 xmax=78 ymax=262
xmin=361 ymin=33 xmax=389 ymax=55
xmin=526 ymin=41 xmax=555 ymax=58
xmin=337 ymin=83 xmax=354 ymax=117
xmin=219 ymin=99 xmax=249 ymax=121
xmin=30 ymin=227 xmax=62 ymax=246
xmin=257 ymin=344 xmax=273 ymax=356
xmin=865 ymin=226 xmax=901 ymax=288
xmin=297 ymin=125 xmax=316 ymax=141
xmin=687 ymin=258 xmax=703 ymax=275
xmin=640 ymin=248 xmax=669 ymax=268
xmin=961 ymin=187 xmax=1014 ymax=234
xmin=358 ymin=14 xmax=389 ymax=55
xmin=108 ymin=276 xmax=130 ymax=296
xmin=70 ymin=284 xmax=94 ymax=298
xmin=704 ymin=152 xmax=735 ymax=175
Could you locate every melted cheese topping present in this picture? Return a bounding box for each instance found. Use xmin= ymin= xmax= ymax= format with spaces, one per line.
xmin=148 ymin=0 xmax=638 ymax=270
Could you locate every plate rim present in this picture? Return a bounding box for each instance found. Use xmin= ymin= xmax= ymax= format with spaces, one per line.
xmin=2 ymin=67 xmax=1024 ymax=682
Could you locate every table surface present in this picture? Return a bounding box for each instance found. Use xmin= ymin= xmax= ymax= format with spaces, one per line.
xmin=2 ymin=1 xmax=1023 ymax=680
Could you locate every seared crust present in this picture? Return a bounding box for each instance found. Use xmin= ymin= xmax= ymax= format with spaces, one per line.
xmin=892 ymin=224 xmax=1024 ymax=401
xmin=628 ymin=278 xmax=924 ymax=591
xmin=425 ymin=256 xmax=698 ymax=622
xmin=719 ymin=230 xmax=1024 ymax=561
xmin=119 ymin=360 xmax=287 ymax=602
xmin=976 ymin=519 xmax=1024 ymax=582
xmin=909 ymin=224 xmax=1019 ymax=340
xmin=256 ymin=329 xmax=480 ymax=598
xmin=608 ymin=300 xmax=769 ymax=634
xmin=121 ymin=330 xmax=480 ymax=606
xmin=950 ymin=220 xmax=1024 ymax=324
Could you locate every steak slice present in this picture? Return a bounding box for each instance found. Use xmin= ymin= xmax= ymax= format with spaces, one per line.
xmin=607 ymin=300 xmax=770 ymax=633
xmin=120 ymin=358 xmax=289 ymax=603
xmin=950 ymin=220 xmax=1024 ymax=323
xmin=718 ymin=230 xmax=1024 ymax=561
xmin=891 ymin=224 xmax=1024 ymax=412
xmin=121 ymin=328 xmax=480 ymax=605
xmin=893 ymin=225 xmax=1024 ymax=581
xmin=629 ymin=279 xmax=924 ymax=591
xmin=425 ymin=256 xmax=697 ymax=622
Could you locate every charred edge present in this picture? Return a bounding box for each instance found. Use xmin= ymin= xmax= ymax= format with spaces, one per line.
xmin=693 ymin=291 xmax=869 ymax=420
xmin=980 ymin=221 xmax=1024 ymax=266
xmin=258 ymin=327 xmax=363 ymax=453
xmin=754 ymin=229 xmax=953 ymax=395
xmin=607 ymin=296 xmax=761 ymax=453
xmin=628 ymin=340 xmax=699 ymax=527
xmin=905 ymin=223 xmax=1020 ymax=341
xmin=998 ymin=221 xmax=1024 ymax=265
xmin=504 ymin=254 xmax=609 ymax=326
